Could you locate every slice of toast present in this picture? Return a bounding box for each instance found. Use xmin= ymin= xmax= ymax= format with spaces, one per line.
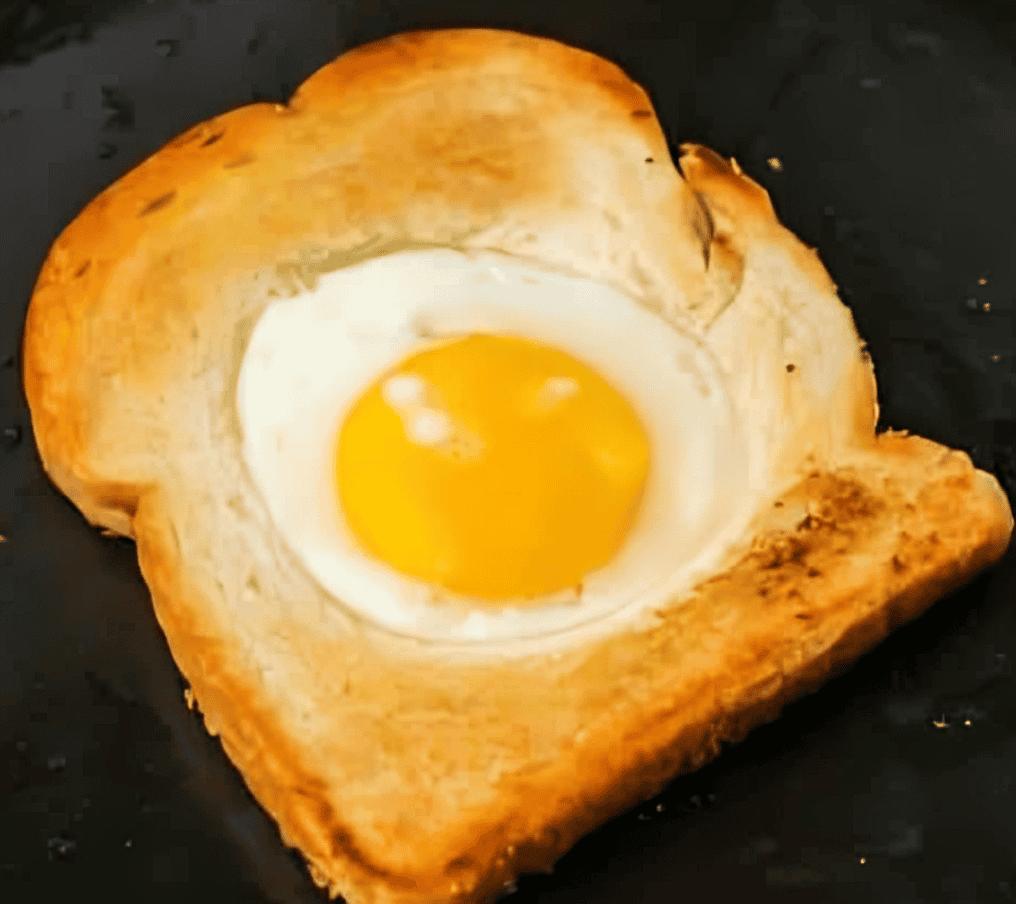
xmin=23 ymin=28 xmax=1012 ymax=904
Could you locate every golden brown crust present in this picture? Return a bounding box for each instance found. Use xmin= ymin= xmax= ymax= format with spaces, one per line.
xmin=131 ymin=431 xmax=1011 ymax=904
xmin=22 ymin=26 xmax=1014 ymax=904
xmin=23 ymin=27 xmax=726 ymax=533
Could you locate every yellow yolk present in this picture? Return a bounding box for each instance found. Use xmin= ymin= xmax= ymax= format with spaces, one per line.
xmin=335 ymin=334 xmax=651 ymax=601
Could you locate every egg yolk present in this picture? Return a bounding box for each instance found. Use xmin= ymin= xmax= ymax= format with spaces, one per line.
xmin=335 ymin=334 xmax=651 ymax=601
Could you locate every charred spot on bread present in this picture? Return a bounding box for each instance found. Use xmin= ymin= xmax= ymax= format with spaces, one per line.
xmin=689 ymin=191 xmax=715 ymax=259
xmin=168 ymin=122 xmax=217 ymax=149
xmin=222 ymin=153 xmax=256 ymax=169
xmin=762 ymin=535 xmax=810 ymax=569
xmin=740 ymin=476 xmax=884 ymax=587
xmin=138 ymin=191 xmax=176 ymax=217
xmin=796 ymin=513 xmax=817 ymax=531
xmin=326 ymin=825 xmax=412 ymax=888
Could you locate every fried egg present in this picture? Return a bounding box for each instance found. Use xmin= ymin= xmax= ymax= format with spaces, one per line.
xmin=236 ymin=248 xmax=751 ymax=644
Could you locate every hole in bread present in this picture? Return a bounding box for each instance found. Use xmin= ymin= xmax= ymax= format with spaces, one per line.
xmin=645 ymin=157 xmax=654 ymax=163
xmin=786 ymin=363 xmax=796 ymax=373
xmin=795 ymin=612 xmax=813 ymax=619
xmin=200 ymin=131 xmax=225 ymax=147
xmin=631 ymin=109 xmax=653 ymax=118
xmin=138 ymin=191 xmax=176 ymax=217
xmin=74 ymin=260 xmax=91 ymax=278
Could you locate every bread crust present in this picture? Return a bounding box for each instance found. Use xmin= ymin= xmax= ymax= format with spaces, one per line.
xmin=131 ymin=435 xmax=1011 ymax=904
xmin=22 ymin=27 xmax=1013 ymax=904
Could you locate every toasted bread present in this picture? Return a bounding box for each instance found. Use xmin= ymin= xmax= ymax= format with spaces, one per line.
xmin=23 ymin=28 xmax=1012 ymax=904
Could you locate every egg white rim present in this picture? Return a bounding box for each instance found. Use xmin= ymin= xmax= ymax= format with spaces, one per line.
xmin=236 ymin=247 xmax=750 ymax=644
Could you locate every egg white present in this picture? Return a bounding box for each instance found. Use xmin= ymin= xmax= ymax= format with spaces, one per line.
xmin=236 ymin=248 xmax=751 ymax=644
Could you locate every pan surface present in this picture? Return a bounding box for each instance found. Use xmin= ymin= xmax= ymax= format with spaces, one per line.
xmin=2 ymin=1 xmax=1015 ymax=901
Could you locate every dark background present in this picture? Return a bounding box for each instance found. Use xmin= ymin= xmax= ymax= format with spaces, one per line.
xmin=2 ymin=0 xmax=1016 ymax=901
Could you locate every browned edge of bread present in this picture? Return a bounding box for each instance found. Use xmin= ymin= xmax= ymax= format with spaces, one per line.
xmin=127 ymin=431 xmax=1011 ymax=903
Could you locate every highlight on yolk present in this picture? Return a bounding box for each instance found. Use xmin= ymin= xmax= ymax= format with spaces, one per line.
xmin=334 ymin=334 xmax=651 ymax=601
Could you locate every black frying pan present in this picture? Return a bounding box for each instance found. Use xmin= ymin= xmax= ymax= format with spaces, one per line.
xmin=3 ymin=1 xmax=1015 ymax=901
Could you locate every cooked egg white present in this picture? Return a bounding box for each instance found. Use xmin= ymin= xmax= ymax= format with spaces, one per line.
xmin=236 ymin=248 xmax=751 ymax=644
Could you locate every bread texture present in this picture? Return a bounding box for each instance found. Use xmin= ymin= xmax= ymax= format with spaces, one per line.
xmin=22 ymin=27 xmax=1013 ymax=904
